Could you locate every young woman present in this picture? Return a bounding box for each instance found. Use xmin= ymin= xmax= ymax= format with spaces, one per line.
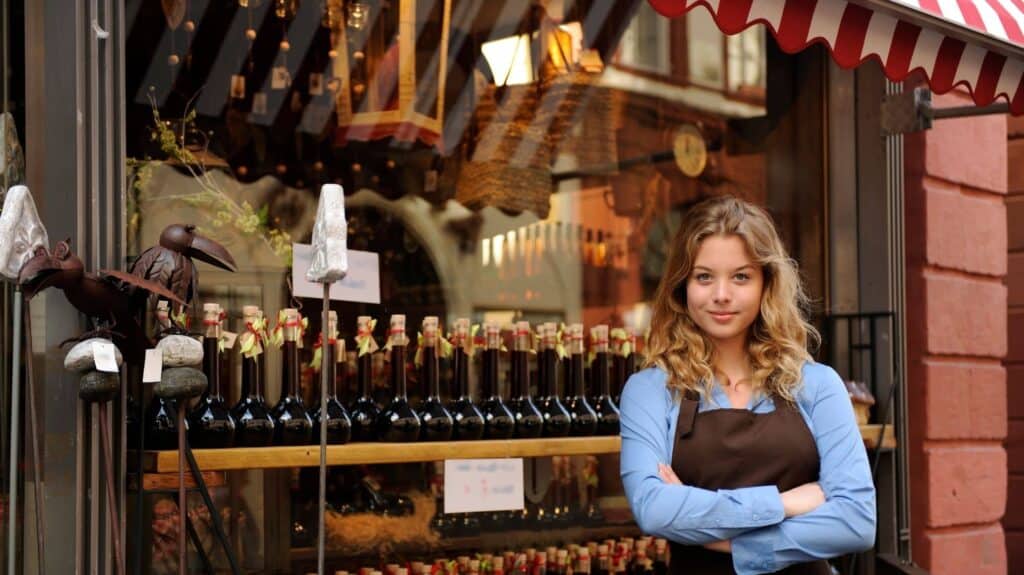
xmin=620 ymin=197 xmax=875 ymax=574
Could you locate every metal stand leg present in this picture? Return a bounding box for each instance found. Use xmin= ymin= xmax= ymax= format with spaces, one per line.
xmin=133 ymin=371 xmax=146 ymax=575
xmin=184 ymin=439 xmax=241 ymax=575
xmin=184 ymin=512 xmax=214 ymax=575
xmin=6 ymin=289 xmax=21 ymax=575
xmin=177 ymin=404 xmax=186 ymax=575
xmin=98 ymin=403 xmax=126 ymax=575
xmin=317 ymin=283 xmax=330 ymax=574
xmin=22 ymin=296 xmax=46 ymax=575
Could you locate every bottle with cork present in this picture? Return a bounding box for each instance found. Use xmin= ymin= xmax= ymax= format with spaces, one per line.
xmin=313 ymin=310 xmax=352 ymax=444
xmin=188 ymin=302 xmax=236 ymax=448
xmin=376 ymin=314 xmax=421 ymax=442
xmin=231 ymin=305 xmax=275 ymax=446
xmin=349 ymin=315 xmax=380 ymax=441
xmin=270 ymin=307 xmax=314 ymax=445
xmin=416 ymin=316 xmax=454 ymax=441
xmin=447 ymin=318 xmax=485 ymax=441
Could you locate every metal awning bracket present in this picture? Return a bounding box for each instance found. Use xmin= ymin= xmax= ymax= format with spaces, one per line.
xmin=882 ymin=87 xmax=1011 ymax=134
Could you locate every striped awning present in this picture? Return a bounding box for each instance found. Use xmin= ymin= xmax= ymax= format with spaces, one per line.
xmin=649 ymin=0 xmax=1024 ymax=114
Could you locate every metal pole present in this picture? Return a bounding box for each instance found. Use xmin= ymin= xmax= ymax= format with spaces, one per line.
xmin=97 ymin=403 xmax=125 ymax=575
xmin=178 ymin=404 xmax=186 ymax=575
xmin=7 ymin=287 xmax=21 ymax=575
xmin=22 ymin=294 xmax=45 ymax=575
xmin=317 ymin=282 xmax=330 ymax=575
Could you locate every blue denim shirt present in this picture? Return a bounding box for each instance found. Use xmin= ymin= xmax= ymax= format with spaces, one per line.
xmin=619 ymin=362 xmax=876 ymax=574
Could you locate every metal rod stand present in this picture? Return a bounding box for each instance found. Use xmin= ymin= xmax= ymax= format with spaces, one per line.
xmin=98 ymin=402 xmax=126 ymax=575
xmin=317 ymin=281 xmax=330 ymax=575
xmin=178 ymin=403 xmax=187 ymax=575
xmin=22 ymin=294 xmax=46 ymax=575
xmin=184 ymin=438 xmax=240 ymax=574
xmin=7 ymin=287 xmax=21 ymax=575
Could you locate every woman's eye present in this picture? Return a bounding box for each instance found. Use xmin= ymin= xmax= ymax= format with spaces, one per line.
xmin=734 ymin=273 xmax=750 ymax=281
xmin=695 ymin=273 xmax=711 ymax=282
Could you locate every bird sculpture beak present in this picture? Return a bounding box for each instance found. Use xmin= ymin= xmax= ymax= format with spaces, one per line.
xmin=18 ymin=252 xmax=80 ymax=298
xmin=187 ymin=234 xmax=238 ymax=272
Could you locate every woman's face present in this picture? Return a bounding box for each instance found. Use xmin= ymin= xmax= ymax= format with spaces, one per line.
xmin=685 ymin=234 xmax=764 ymax=349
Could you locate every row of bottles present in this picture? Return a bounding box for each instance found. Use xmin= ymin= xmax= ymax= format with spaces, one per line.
xmin=303 ymin=536 xmax=669 ymax=575
xmin=145 ymin=307 xmax=639 ymax=450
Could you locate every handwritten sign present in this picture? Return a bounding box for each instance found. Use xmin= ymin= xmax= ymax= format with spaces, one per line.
xmin=291 ymin=243 xmax=381 ymax=304
xmin=443 ymin=458 xmax=524 ymax=514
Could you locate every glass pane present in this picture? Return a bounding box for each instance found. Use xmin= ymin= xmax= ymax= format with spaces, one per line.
xmin=615 ymin=2 xmax=669 ymax=74
xmin=686 ymin=8 xmax=724 ymax=88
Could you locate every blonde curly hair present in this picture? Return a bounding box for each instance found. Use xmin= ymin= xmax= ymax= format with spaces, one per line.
xmin=645 ymin=196 xmax=818 ymax=403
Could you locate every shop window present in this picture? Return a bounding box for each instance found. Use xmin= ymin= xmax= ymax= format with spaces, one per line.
xmin=616 ymin=2 xmax=671 ymax=75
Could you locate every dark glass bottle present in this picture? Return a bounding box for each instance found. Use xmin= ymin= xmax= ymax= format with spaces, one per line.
xmin=231 ymin=306 xmax=275 ymax=447
xmin=376 ymin=314 xmax=421 ymax=442
xmin=145 ymin=301 xmax=182 ymax=450
xmin=349 ymin=316 xmax=380 ymax=442
xmin=611 ymin=328 xmax=637 ymax=405
xmin=480 ymin=322 xmax=515 ymax=439
xmin=508 ymin=321 xmax=543 ymax=438
xmin=271 ymin=308 xmax=314 ymax=445
xmin=590 ymin=325 xmax=620 ymax=436
xmin=538 ymin=323 xmax=571 ymax=438
xmin=314 ymin=310 xmax=352 ymax=445
xmin=447 ymin=318 xmax=485 ymax=441
xmin=417 ymin=316 xmax=454 ymax=441
xmin=566 ymin=324 xmax=598 ymax=436
xmin=188 ymin=303 xmax=237 ymax=448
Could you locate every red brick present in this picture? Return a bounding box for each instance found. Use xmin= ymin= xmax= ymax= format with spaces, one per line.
xmin=1010 ymin=113 xmax=1024 ymax=139
xmin=924 ymin=272 xmax=1007 ymax=358
xmin=1010 ymin=366 xmax=1024 ymax=418
xmin=925 ymin=445 xmax=1006 ymax=527
xmin=1006 ymin=530 xmax=1024 ymax=574
xmin=921 ymin=523 xmax=1006 ymax=575
xmin=1009 ymin=198 xmax=1024 ymax=251
xmin=923 ymin=360 xmax=1006 ymax=440
xmin=924 ymin=180 xmax=1007 ymax=276
xmin=925 ymin=93 xmax=1007 ymax=194
xmin=1007 ymin=476 xmax=1024 ymax=529
xmin=1010 ymin=311 xmax=1024 ymax=362
xmin=1011 ymin=139 xmax=1024 ymax=194
xmin=1010 ymin=253 xmax=1024 ymax=307
xmin=1010 ymin=422 xmax=1024 ymax=474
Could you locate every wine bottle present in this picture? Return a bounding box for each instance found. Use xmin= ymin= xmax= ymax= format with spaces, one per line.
xmin=538 ymin=323 xmax=571 ymax=437
xmin=376 ymin=314 xmax=421 ymax=442
xmin=349 ymin=316 xmax=380 ymax=442
xmin=447 ymin=318 xmax=485 ymax=441
xmin=188 ymin=303 xmax=237 ymax=448
xmin=145 ymin=301 xmax=182 ymax=450
xmin=314 ymin=310 xmax=352 ymax=445
xmin=508 ymin=321 xmax=543 ymax=438
xmin=231 ymin=305 xmax=275 ymax=447
xmin=479 ymin=321 xmax=515 ymax=439
xmin=590 ymin=325 xmax=620 ymax=436
xmin=566 ymin=324 xmax=597 ymax=436
xmin=271 ymin=308 xmax=314 ymax=445
xmin=417 ymin=316 xmax=454 ymax=441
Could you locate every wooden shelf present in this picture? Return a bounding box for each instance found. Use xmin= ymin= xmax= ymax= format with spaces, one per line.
xmin=140 ymin=425 xmax=893 ymax=473
xmin=140 ymin=436 xmax=623 ymax=473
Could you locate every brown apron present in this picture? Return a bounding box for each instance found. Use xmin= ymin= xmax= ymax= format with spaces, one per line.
xmin=669 ymin=391 xmax=831 ymax=575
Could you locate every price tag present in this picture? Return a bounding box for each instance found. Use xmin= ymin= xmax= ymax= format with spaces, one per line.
xmin=142 ymin=348 xmax=163 ymax=383
xmin=271 ymin=66 xmax=291 ymax=89
xmin=252 ymin=92 xmax=268 ymax=115
xmin=443 ymin=458 xmax=524 ymax=514
xmin=291 ymin=244 xmax=381 ymax=304
xmin=220 ymin=331 xmax=238 ymax=350
xmin=92 ymin=341 xmax=120 ymax=373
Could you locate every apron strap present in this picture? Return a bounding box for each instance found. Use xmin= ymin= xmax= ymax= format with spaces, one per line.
xmin=677 ymin=388 xmax=700 ymax=438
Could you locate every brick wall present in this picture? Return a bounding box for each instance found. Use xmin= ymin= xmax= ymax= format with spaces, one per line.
xmin=904 ymin=90 xmax=1008 ymax=575
xmin=1005 ymin=111 xmax=1024 ymax=573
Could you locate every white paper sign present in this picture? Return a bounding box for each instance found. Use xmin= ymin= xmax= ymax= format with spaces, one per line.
xmin=143 ymin=349 xmax=163 ymax=383
xmin=220 ymin=331 xmax=238 ymax=351
xmin=92 ymin=341 xmax=120 ymax=373
xmin=291 ymin=243 xmax=381 ymax=303
xmin=443 ymin=458 xmax=524 ymax=514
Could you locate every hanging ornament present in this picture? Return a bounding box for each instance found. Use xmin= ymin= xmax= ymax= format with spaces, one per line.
xmin=161 ymin=0 xmax=186 ymax=29
xmin=275 ymin=0 xmax=299 ymax=19
xmin=245 ymin=28 xmax=257 ymax=40
xmin=168 ymin=53 xmax=181 ymax=66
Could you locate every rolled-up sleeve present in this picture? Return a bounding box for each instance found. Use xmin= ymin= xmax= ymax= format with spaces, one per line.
xmin=620 ymin=369 xmax=786 ymax=545
xmin=730 ymin=365 xmax=877 ymax=574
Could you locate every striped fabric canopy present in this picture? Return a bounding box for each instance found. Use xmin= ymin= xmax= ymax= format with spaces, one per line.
xmin=649 ymin=0 xmax=1024 ymax=114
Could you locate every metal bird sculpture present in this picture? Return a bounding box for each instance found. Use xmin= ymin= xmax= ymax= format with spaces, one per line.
xmin=128 ymin=224 xmax=237 ymax=309
xmin=18 ymin=239 xmax=185 ymax=363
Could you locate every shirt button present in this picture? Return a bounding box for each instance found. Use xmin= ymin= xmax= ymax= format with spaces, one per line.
xmin=752 ymin=514 xmax=759 ymax=520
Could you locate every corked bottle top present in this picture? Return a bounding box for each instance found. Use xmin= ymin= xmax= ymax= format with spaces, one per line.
xmin=452 ymin=317 xmax=471 ymax=350
xmin=483 ymin=321 xmax=501 ymax=350
xmin=282 ymin=308 xmax=301 ymax=342
xmin=242 ymin=305 xmax=260 ymax=321
xmin=591 ymin=324 xmax=609 ymax=353
xmin=513 ymin=320 xmax=531 ymax=351
xmin=156 ymin=299 xmax=171 ymax=328
xmin=540 ymin=322 xmax=558 ymax=350
xmin=203 ymin=303 xmax=222 ymax=338
xmin=422 ymin=316 xmax=439 ymax=347
xmin=567 ymin=323 xmax=585 ymax=355
xmin=387 ymin=314 xmax=409 ymax=347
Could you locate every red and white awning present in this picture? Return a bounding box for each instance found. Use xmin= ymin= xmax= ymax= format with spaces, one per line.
xmin=649 ymin=0 xmax=1024 ymax=114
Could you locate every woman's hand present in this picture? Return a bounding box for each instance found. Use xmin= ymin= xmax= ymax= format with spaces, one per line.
xmin=703 ymin=540 xmax=731 ymax=553
xmin=781 ymin=482 xmax=826 ymax=517
xmin=658 ymin=463 xmax=683 ymax=485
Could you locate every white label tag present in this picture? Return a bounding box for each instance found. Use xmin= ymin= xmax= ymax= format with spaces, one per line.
xmin=142 ymin=348 xmax=163 ymax=383
xmin=251 ymin=92 xmax=268 ymax=115
xmin=271 ymin=66 xmax=290 ymax=89
xmin=424 ymin=169 xmax=438 ymax=193
xmin=291 ymin=244 xmax=381 ymax=304
xmin=443 ymin=458 xmax=524 ymax=514
xmin=92 ymin=341 xmax=120 ymax=373
xmin=230 ymin=74 xmax=246 ymax=99
xmin=220 ymin=331 xmax=238 ymax=350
